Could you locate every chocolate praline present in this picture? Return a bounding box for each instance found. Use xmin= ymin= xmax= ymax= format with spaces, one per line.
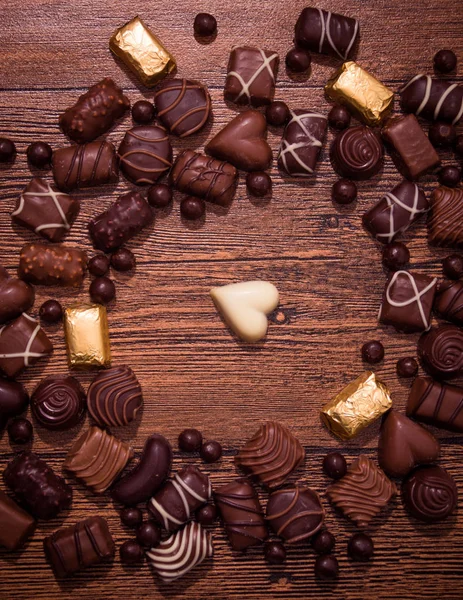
xmin=178 ymin=428 xmax=203 ymax=452
xmin=315 ymin=555 xmax=339 ymax=580
xmin=331 ymin=126 xmax=383 ymax=180
xmin=361 ymin=340 xmax=384 ymax=364
xmin=428 ymin=122 xmax=457 ymax=148
xmin=0 ymin=138 xmax=16 ymax=163
xmin=39 ymin=299 xmax=63 ymax=324
xmin=285 ymin=47 xmax=311 ymax=72
xmin=194 ymin=12 xmax=217 ymax=37
xmin=331 ymin=179 xmax=357 ymax=204
xmin=8 ymin=418 xmax=33 ymax=444
xmin=136 ymin=521 xmax=161 ymax=548
xmin=264 ymin=541 xmax=286 ymax=565
xmin=88 ymin=254 xmax=110 ymax=277
xmin=246 ymin=172 xmax=272 ymax=197
xmin=148 ymin=183 xmax=173 ymax=208
xmin=119 ymin=540 xmax=143 ymax=565
xmin=180 ymin=196 xmax=205 ymax=220
xmin=328 ymin=105 xmax=351 ymax=130
xmin=265 ymin=101 xmax=290 ymax=127
xmin=311 ymin=530 xmax=335 ymax=555
xmin=27 ymin=142 xmax=53 ymax=168
xmin=89 ymin=277 xmax=116 ymax=304
xmin=200 ymin=440 xmax=222 ymax=463
xmin=111 ymin=248 xmax=135 ymax=272
xmin=31 ymin=374 xmax=86 ymax=431
xmin=438 ymin=166 xmax=461 ymax=187
xmin=348 ymin=533 xmax=374 ymax=561
xmin=443 ymin=254 xmax=463 ymax=279
xmin=396 ymin=357 xmax=418 ymax=378
xmin=433 ymin=49 xmax=457 ymax=73
xmin=196 ymin=504 xmax=217 ymax=526
xmin=322 ymin=452 xmax=347 ymax=480
xmin=382 ymin=242 xmax=410 ymax=271
xmin=131 ymin=100 xmax=156 ymax=124
xmin=120 ymin=507 xmax=143 ymax=528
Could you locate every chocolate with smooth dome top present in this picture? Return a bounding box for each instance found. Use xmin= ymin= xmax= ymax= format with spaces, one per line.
xmin=0 ymin=266 xmax=35 ymax=324
xmin=402 ymin=465 xmax=457 ymax=522
xmin=31 ymin=374 xmax=86 ymax=430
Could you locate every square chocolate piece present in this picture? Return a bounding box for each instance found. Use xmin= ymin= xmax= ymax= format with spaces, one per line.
xmin=225 ymin=46 xmax=279 ymax=107
xmin=379 ymin=270 xmax=437 ymax=333
xmin=428 ymin=186 xmax=463 ymax=248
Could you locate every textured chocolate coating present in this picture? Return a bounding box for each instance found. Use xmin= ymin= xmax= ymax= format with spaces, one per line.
xmin=154 ymin=79 xmax=211 ymax=137
xmin=52 ymin=141 xmax=118 ymax=192
xmin=402 ymin=466 xmax=457 ymax=522
xmin=295 ymin=7 xmax=359 ymax=60
xmin=400 ymin=75 xmax=463 ymax=125
xmin=0 ymin=266 xmax=34 ymax=324
xmin=0 ymin=489 xmax=36 ymax=551
xmin=31 ymin=375 xmax=86 ymax=431
xmin=19 ymin=243 xmax=86 ymax=287
xmin=330 ymin=126 xmax=383 ymax=180
xmin=407 ymin=376 xmax=463 ymax=432
xmin=0 ymin=377 xmax=29 ymax=430
xmin=112 ymin=434 xmax=172 ymax=506
xmin=278 ymin=110 xmax=327 ymax=176
xmin=59 ymin=78 xmax=129 ymax=144
xmin=362 ymin=181 xmax=428 ymax=244
xmin=87 ymin=365 xmax=143 ymax=427
xmin=418 ymin=324 xmax=463 ymax=380
xmin=225 ymin=46 xmax=279 ymax=107
xmin=428 ymin=186 xmax=463 ymax=248
xmin=0 ymin=313 xmax=53 ymax=378
xmin=12 ymin=177 xmax=80 ymax=242
xmin=170 ymin=150 xmax=237 ymax=207
xmin=148 ymin=465 xmax=212 ymax=531
xmin=266 ymin=486 xmax=324 ymax=544
xmin=88 ymin=191 xmax=153 ymax=252
xmin=3 ymin=451 xmax=72 ymax=520
xmin=434 ymin=279 xmax=463 ymax=325
xmin=235 ymin=421 xmax=304 ymax=489
xmin=44 ymin=516 xmax=115 ymax=578
xmin=327 ymin=455 xmax=396 ymax=527
xmin=118 ymin=125 xmax=172 ymax=185
xmin=215 ymin=478 xmax=267 ymax=551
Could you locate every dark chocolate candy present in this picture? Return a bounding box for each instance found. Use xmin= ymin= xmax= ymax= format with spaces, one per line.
xmin=88 ymin=254 xmax=110 ymax=277
xmin=443 ymin=254 xmax=463 ymax=279
xmin=428 ymin=186 xmax=463 ymax=248
xmin=265 ymin=101 xmax=290 ymax=126
xmin=31 ymin=374 xmax=86 ymax=431
xmin=382 ymin=242 xmax=410 ymax=271
xmin=0 ymin=266 xmax=34 ymax=324
xmin=347 ymin=533 xmax=374 ymax=561
xmin=131 ymin=100 xmax=155 ymax=124
xmin=8 ymin=417 xmax=33 ymax=444
xmin=439 ymin=165 xmax=461 ymax=188
xmin=322 ymin=452 xmax=347 ymax=480
xmin=434 ymin=50 xmax=457 ymax=74
xmin=361 ymin=340 xmax=384 ymax=364
xmin=285 ymin=47 xmax=311 ymax=73
xmin=311 ymin=529 xmax=335 ymax=555
xmin=0 ymin=377 xmax=29 ymax=430
xmin=434 ymin=279 xmax=463 ymax=325
xmin=0 ymin=489 xmax=36 ymax=551
xmin=407 ymin=376 xmax=463 ymax=432
xmin=264 ymin=541 xmax=286 ymax=564
xmin=119 ymin=540 xmax=143 ymax=565
xmin=89 ymin=276 xmax=116 ymax=304
xmin=315 ymin=555 xmax=339 ymax=580
xmin=278 ymin=109 xmax=327 ymax=176
xmin=3 ymin=451 xmax=72 ymax=520
xmin=332 ymin=178 xmax=357 ymax=204
xmin=400 ymin=75 xmax=463 ymax=125
xmin=59 ymin=78 xmax=130 ymax=144
xmin=330 ymin=126 xmax=383 ymax=180
xmin=88 ymin=191 xmax=153 ymax=252
xmin=136 ymin=521 xmax=161 ymax=548
xmin=417 ymin=324 xmax=463 ymax=379
xmin=246 ymin=172 xmax=272 ymax=198
xmin=429 ymin=122 xmax=457 ymax=147
xmin=154 ymin=79 xmax=211 ymax=137
xmin=193 ymin=13 xmax=217 ymax=37
xmin=225 ymin=46 xmax=279 ymax=107
xmin=396 ymin=356 xmax=418 ymax=378
xmin=178 ymin=428 xmax=203 ymax=452
xmin=39 ymin=299 xmax=63 ymax=323
xmin=402 ymin=465 xmax=457 ymax=522
xmin=19 ymin=243 xmax=86 ymax=287
xmin=120 ymin=507 xmax=143 ymax=528
xmin=0 ymin=138 xmax=16 ymax=163
xmin=118 ymin=125 xmax=172 ymax=185
xmin=27 ymin=142 xmax=53 ymax=169
xmin=148 ymin=183 xmax=172 ymax=208
xmin=196 ymin=504 xmax=217 ymax=526
xmin=110 ymin=248 xmax=135 ymax=272
xmin=180 ymin=196 xmax=205 ymax=220
xmin=200 ymin=440 xmax=222 ymax=463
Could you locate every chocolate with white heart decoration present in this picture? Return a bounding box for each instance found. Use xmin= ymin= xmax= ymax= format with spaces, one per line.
xmin=0 ymin=266 xmax=34 ymax=324
xmin=278 ymin=110 xmax=327 ymax=177
xmin=206 ymin=110 xmax=272 ymax=172
xmin=225 ymin=46 xmax=279 ymax=107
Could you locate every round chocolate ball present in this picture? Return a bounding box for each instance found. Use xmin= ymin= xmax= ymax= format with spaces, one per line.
xmin=111 ymin=248 xmax=135 ymax=272
xmin=178 ymin=428 xmax=203 ymax=452
xmin=246 ymin=171 xmax=272 ymax=198
xmin=314 ymin=555 xmax=339 ymax=580
xmin=119 ymin=540 xmax=143 ymax=565
xmin=194 ymin=12 xmax=217 ymax=36
xmin=0 ymin=138 xmax=16 ymax=163
xmin=311 ymin=530 xmax=336 ymax=555
xmin=443 ymin=254 xmax=463 ymax=279
xmin=328 ymin=105 xmax=351 ymax=130
xmin=136 ymin=521 xmax=161 ymax=548
xmin=382 ymin=242 xmax=410 ymax=271
xmin=264 ymin=541 xmax=287 ymax=565
xmin=8 ymin=418 xmax=33 ymax=444
xmin=331 ymin=178 xmax=357 ymax=204
xmin=455 ymin=135 xmax=463 ymax=157
xmin=180 ymin=196 xmax=205 ymax=220
xmin=131 ymin=100 xmax=156 ymax=124
xmin=265 ymin=101 xmax=290 ymax=127
xmin=196 ymin=504 xmax=217 ymax=526
xmin=322 ymin=452 xmax=347 ymax=480
xmin=439 ymin=165 xmax=461 ymax=187
xmin=27 ymin=142 xmax=53 ymax=168
xmin=428 ymin=122 xmax=457 ymax=148
xmin=200 ymin=440 xmax=222 ymax=463
xmin=396 ymin=357 xmax=419 ymax=378
xmin=361 ymin=340 xmax=384 ymax=364
xmin=402 ymin=465 xmax=457 ymax=522
xmin=39 ymin=299 xmax=63 ymax=324
xmin=120 ymin=507 xmax=143 ymax=529
xmin=89 ymin=276 xmax=116 ymax=304
xmin=285 ymin=47 xmax=311 ymax=73
xmin=348 ymin=533 xmax=374 ymax=561
xmin=88 ymin=254 xmax=110 ymax=277
xmin=433 ymin=49 xmax=457 ymax=73
xmin=148 ymin=183 xmax=173 ymax=209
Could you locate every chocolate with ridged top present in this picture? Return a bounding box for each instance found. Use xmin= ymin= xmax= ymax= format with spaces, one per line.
xmin=400 ymin=75 xmax=463 ymax=125
xmin=154 ymin=79 xmax=211 ymax=137
xmin=428 ymin=186 xmax=463 ymax=248
xmin=434 ymin=279 xmax=463 ymax=325
xmin=418 ymin=324 xmax=463 ymax=379
xmin=225 ymin=46 xmax=279 ymax=107
xmin=330 ymin=126 xmax=383 ymax=180
xmin=407 ymin=376 xmax=463 ymax=432
xmin=19 ymin=243 xmax=86 ymax=287
xmin=31 ymin=375 xmax=86 ymax=431
xmin=0 ymin=266 xmax=34 ymax=324
xmin=402 ymin=465 xmax=457 ymax=522
xmin=118 ymin=125 xmax=172 ymax=185
xmin=0 ymin=489 xmax=36 ymax=551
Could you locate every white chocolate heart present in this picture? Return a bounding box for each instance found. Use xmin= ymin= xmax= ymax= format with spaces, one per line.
xmin=210 ymin=281 xmax=279 ymax=343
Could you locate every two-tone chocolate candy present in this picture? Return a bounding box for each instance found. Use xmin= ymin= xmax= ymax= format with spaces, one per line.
xmin=428 ymin=186 xmax=463 ymax=248
xmin=278 ymin=110 xmax=327 ymax=176
xmin=400 ymin=75 xmax=463 ymax=125
xmin=225 ymin=46 xmax=279 ymax=107
xmin=407 ymin=376 xmax=463 ymax=432
xmin=19 ymin=243 xmax=86 ymax=287
xmin=118 ymin=125 xmax=172 ymax=185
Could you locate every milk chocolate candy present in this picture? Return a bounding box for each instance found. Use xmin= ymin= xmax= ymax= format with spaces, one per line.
xmin=434 ymin=279 xmax=463 ymax=325
xmin=3 ymin=451 xmax=72 ymax=520
xmin=118 ymin=125 xmax=172 ymax=185
xmin=0 ymin=266 xmax=34 ymax=324
xmin=428 ymin=187 xmax=463 ymax=248
xmin=0 ymin=378 xmax=29 ymax=430
xmin=400 ymin=75 xmax=463 ymax=125
xmin=278 ymin=110 xmax=327 ymax=176
xmin=225 ymin=46 xmax=279 ymax=107
xmin=59 ymin=78 xmax=130 ymax=144
xmin=19 ymin=243 xmax=86 ymax=287
xmin=88 ymin=191 xmax=153 ymax=252
xmin=0 ymin=489 xmax=36 ymax=551
xmin=407 ymin=376 xmax=463 ymax=432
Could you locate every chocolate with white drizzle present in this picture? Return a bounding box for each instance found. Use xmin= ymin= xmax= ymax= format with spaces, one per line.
xmin=362 ymin=180 xmax=428 ymax=244
xmin=148 ymin=465 xmax=211 ymax=532
xmin=278 ymin=110 xmax=327 ymax=177
xmin=400 ymin=75 xmax=463 ymax=125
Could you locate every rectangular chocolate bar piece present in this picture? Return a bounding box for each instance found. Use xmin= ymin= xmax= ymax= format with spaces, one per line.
xmin=278 ymin=110 xmax=327 ymax=176
xmin=225 ymin=46 xmax=279 ymax=107
xmin=407 ymin=377 xmax=463 ymax=432
xmin=0 ymin=489 xmax=36 ymax=551
xmin=64 ymin=304 xmax=111 ymax=369
xmin=19 ymin=243 xmax=86 ymax=287
xmin=428 ymin=186 xmax=463 ymax=248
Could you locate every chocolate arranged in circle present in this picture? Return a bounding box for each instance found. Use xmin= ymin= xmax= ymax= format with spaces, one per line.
xmin=118 ymin=125 xmax=172 ymax=185
xmin=400 ymin=75 xmax=463 ymax=125
xmin=0 ymin=266 xmax=35 ymax=324
xmin=330 ymin=126 xmax=383 ymax=180
xmin=32 ymin=375 xmax=86 ymax=431
xmin=402 ymin=465 xmax=457 ymax=522
xmin=154 ymin=79 xmax=211 ymax=137
xmin=418 ymin=324 xmax=463 ymax=379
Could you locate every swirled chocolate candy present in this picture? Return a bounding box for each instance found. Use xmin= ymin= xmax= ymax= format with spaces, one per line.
xmin=118 ymin=125 xmax=172 ymax=185
xmin=434 ymin=279 xmax=463 ymax=325
xmin=88 ymin=191 xmax=153 ymax=252
xmin=418 ymin=324 xmax=463 ymax=379
xmin=0 ymin=489 xmax=36 ymax=551
xmin=0 ymin=266 xmax=34 ymax=324
xmin=59 ymin=78 xmax=130 ymax=144
xmin=225 ymin=46 xmax=279 ymax=107
xmin=0 ymin=314 xmax=53 ymax=378
xmin=278 ymin=110 xmax=327 ymax=176
xmin=52 ymin=141 xmax=118 ymax=192
xmin=266 ymin=487 xmax=324 ymax=544
xmin=31 ymin=375 xmax=86 ymax=430
xmin=428 ymin=186 xmax=463 ymax=248
xmin=44 ymin=516 xmax=114 ymax=578
xmin=327 ymin=455 xmax=397 ymax=527
xmin=330 ymin=126 xmax=383 ymax=180
xmin=3 ymin=451 xmax=72 ymax=520
xmin=215 ymin=478 xmax=267 ymax=551
xmin=147 ymin=522 xmax=213 ymax=583
xmin=407 ymin=376 xmax=463 ymax=432
xmin=87 ymin=365 xmax=143 ymax=427
xmin=154 ymin=78 xmax=211 ymax=137
xmin=170 ymin=150 xmax=237 ymax=207
xmin=362 ymin=181 xmax=428 ymax=244
xmin=148 ymin=465 xmax=211 ymax=531
xmin=400 ymin=75 xmax=463 ymax=125
xmin=12 ymin=178 xmax=80 ymax=242
xmin=235 ymin=421 xmax=304 ymax=489
xmin=19 ymin=243 xmax=86 ymax=287
xmin=0 ymin=378 xmax=29 ymax=430
xmin=402 ymin=466 xmax=457 ymax=522
xmin=294 ymin=7 xmax=359 ymax=60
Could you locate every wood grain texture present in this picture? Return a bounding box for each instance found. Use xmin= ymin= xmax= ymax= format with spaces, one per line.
xmin=0 ymin=1 xmax=462 ymax=598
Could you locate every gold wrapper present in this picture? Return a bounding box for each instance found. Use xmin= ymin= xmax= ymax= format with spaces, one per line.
xmin=321 ymin=371 xmax=392 ymax=440
xmin=325 ymin=61 xmax=394 ymax=126
xmin=64 ymin=304 xmax=111 ymax=369
xmin=109 ymin=16 xmax=176 ymax=87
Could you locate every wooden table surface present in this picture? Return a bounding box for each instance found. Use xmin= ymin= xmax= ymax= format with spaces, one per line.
xmin=1 ymin=1 xmax=462 ymax=598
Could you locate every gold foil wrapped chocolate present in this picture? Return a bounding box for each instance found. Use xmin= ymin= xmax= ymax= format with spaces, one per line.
xmin=321 ymin=371 xmax=392 ymax=440
xmin=109 ymin=16 xmax=176 ymax=87
xmin=325 ymin=61 xmax=394 ymax=126
xmin=64 ymin=304 xmax=111 ymax=369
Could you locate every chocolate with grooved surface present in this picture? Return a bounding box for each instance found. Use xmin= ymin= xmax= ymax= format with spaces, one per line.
xmin=118 ymin=125 xmax=172 ymax=185
xmin=19 ymin=243 xmax=86 ymax=287
xmin=330 ymin=126 xmax=383 ymax=180
xmin=428 ymin=186 xmax=463 ymax=248
xmin=0 ymin=489 xmax=36 ymax=551
xmin=31 ymin=375 xmax=86 ymax=431
xmin=418 ymin=324 xmax=463 ymax=379
xmin=154 ymin=79 xmax=211 ymax=137
xmin=434 ymin=279 xmax=463 ymax=325
xmin=278 ymin=110 xmax=327 ymax=177
xmin=402 ymin=465 xmax=458 ymax=522
xmin=407 ymin=376 xmax=463 ymax=432
xmin=225 ymin=46 xmax=279 ymax=107
xmin=0 ymin=266 xmax=34 ymax=324
xmin=400 ymin=75 xmax=463 ymax=125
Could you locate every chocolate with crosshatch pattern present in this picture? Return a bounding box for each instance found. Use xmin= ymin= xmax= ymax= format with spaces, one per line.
xmin=278 ymin=110 xmax=327 ymax=176
xmin=225 ymin=46 xmax=279 ymax=107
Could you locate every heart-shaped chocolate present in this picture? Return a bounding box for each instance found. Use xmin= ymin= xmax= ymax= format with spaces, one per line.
xmin=0 ymin=266 xmax=34 ymax=324
xmin=205 ymin=110 xmax=272 ymax=172
xmin=378 ymin=411 xmax=440 ymax=478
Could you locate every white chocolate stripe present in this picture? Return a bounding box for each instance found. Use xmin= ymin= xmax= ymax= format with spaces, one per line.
xmin=434 ymin=83 xmax=458 ymax=120
xmin=317 ymin=8 xmax=358 ymax=60
xmin=401 ymin=73 xmax=423 ymax=92
xmin=385 ymin=271 xmax=437 ymax=330
xmin=376 ymin=185 xmax=426 ymax=243
xmin=278 ymin=111 xmax=327 ymax=176
xmin=0 ymin=317 xmax=44 ymax=367
xmin=452 ymin=100 xmax=463 ymax=126
xmin=149 ymin=497 xmax=183 ymax=530
xmin=228 ymin=48 xmax=278 ymax=103
xmin=317 ymin=8 xmax=325 ymax=54
xmin=416 ymin=75 xmax=432 ymax=116
xmin=13 ymin=184 xmax=71 ymax=234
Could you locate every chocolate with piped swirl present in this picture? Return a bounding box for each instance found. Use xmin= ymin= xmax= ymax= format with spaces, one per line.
xmin=31 ymin=374 xmax=86 ymax=431
xmin=407 ymin=376 xmax=463 ymax=432
xmin=400 ymin=75 xmax=463 ymax=125
xmin=330 ymin=126 xmax=383 ymax=180
xmin=118 ymin=125 xmax=172 ymax=185
xmin=87 ymin=365 xmax=143 ymax=427
xmin=326 ymin=455 xmax=397 ymax=527
xmin=434 ymin=279 xmax=463 ymax=326
xmin=154 ymin=79 xmax=211 ymax=137
xmin=402 ymin=465 xmax=457 ymax=522
xmin=418 ymin=324 xmax=463 ymax=379
xmin=428 ymin=187 xmax=463 ymax=248
xmin=235 ymin=421 xmax=304 ymax=489
xmin=215 ymin=478 xmax=268 ymax=551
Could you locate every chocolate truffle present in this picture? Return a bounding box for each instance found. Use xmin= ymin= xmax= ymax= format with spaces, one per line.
xmin=120 ymin=507 xmax=143 ymax=528
xmin=89 ymin=276 xmax=116 ymax=304
xmin=323 ymin=452 xmax=347 ymax=480
xmin=178 ymin=428 xmax=202 ymax=452
xmin=314 ymin=555 xmax=339 ymax=580
xmin=131 ymin=100 xmax=156 ymax=124
xmin=118 ymin=125 xmax=172 ymax=185
xmin=111 ymin=248 xmax=135 ymax=272
xmin=428 ymin=186 xmax=463 ymax=247
xmin=19 ymin=243 xmax=86 ymax=287
xmin=285 ymin=47 xmax=311 ymax=72
xmin=407 ymin=376 xmax=463 ymax=432
xmin=225 ymin=46 xmax=279 ymax=107
xmin=396 ymin=357 xmax=418 ymax=378
xmin=136 ymin=521 xmax=161 ymax=548
xmin=265 ymin=101 xmax=290 ymax=126
xmin=120 ymin=540 xmax=143 ymax=565
xmin=348 ymin=533 xmax=374 ymax=561
xmin=429 ymin=122 xmax=457 ymax=147
xmin=0 ymin=266 xmax=35 ymax=324
xmin=154 ymin=79 xmax=211 ymax=137
xmin=443 ymin=254 xmax=463 ymax=279
xmin=88 ymin=254 xmax=110 ymax=277
xmin=180 ymin=197 xmax=205 ymax=220
xmin=39 ymin=299 xmax=63 ymax=324
xmin=417 ymin=324 xmax=463 ymax=379
xmin=331 ymin=126 xmax=383 ymax=180
xmin=331 ymin=178 xmax=357 ymax=204
xmin=433 ymin=49 xmax=457 ymax=74
xmin=27 ymin=142 xmax=53 ymax=168
xmin=438 ymin=166 xmax=461 ymax=187
xmin=31 ymin=374 xmax=86 ymax=431
xmin=194 ymin=12 xmax=217 ymax=36
xmin=278 ymin=110 xmax=327 ymax=176
xmin=264 ymin=541 xmax=286 ymax=564
xmin=382 ymin=242 xmax=410 ymax=271
xmin=200 ymin=440 xmax=222 ymax=463
xmin=328 ymin=105 xmax=351 ymax=130
xmin=434 ymin=279 xmax=463 ymax=325
xmin=246 ymin=172 xmax=272 ymax=197
xmin=0 ymin=138 xmax=16 ymax=163
xmin=311 ymin=530 xmax=335 ymax=555
xmin=400 ymin=75 xmax=463 ymax=124
xmin=402 ymin=465 xmax=457 ymax=522
xmin=361 ymin=340 xmax=384 ymax=364
xmin=148 ymin=183 xmax=173 ymax=208
xmin=8 ymin=418 xmax=33 ymax=444
xmin=196 ymin=504 xmax=217 ymax=526
xmin=0 ymin=378 xmax=29 ymax=430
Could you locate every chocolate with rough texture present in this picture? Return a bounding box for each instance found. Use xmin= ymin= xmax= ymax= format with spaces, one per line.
xmin=434 ymin=279 xmax=463 ymax=325
xmin=118 ymin=125 xmax=172 ymax=185
xmin=330 ymin=126 xmax=383 ymax=180
xmin=407 ymin=376 xmax=463 ymax=432
xmin=428 ymin=186 xmax=463 ymax=248
xmin=402 ymin=465 xmax=457 ymax=522
xmin=0 ymin=266 xmax=34 ymax=324
xmin=278 ymin=110 xmax=327 ymax=176
xmin=0 ymin=489 xmax=36 ymax=551
xmin=225 ymin=46 xmax=279 ymax=107
xmin=418 ymin=324 xmax=463 ymax=379
xmin=400 ymin=75 xmax=463 ymax=124
xmin=31 ymin=375 xmax=86 ymax=431
xmin=154 ymin=79 xmax=211 ymax=137
xmin=19 ymin=243 xmax=86 ymax=287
